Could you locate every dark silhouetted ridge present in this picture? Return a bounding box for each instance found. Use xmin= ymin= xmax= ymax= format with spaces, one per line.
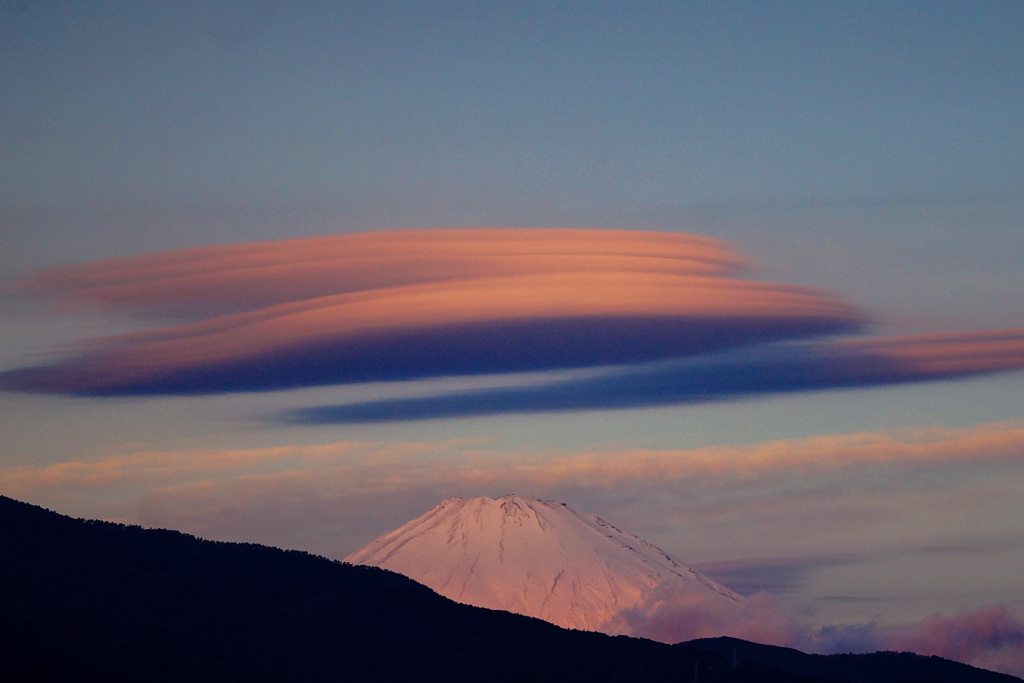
xmin=0 ymin=495 xmax=727 ymax=682
xmin=682 ymin=636 xmax=1022 ymax=683
xmin=1 ymin=495 xmax=1019 ymax=682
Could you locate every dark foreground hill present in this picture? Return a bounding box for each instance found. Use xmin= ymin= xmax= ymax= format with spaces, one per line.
xmin=682 ymin=636 xmax=1021 ymax=683
xmin=1 ymin=496 xmax=1019 ymax=683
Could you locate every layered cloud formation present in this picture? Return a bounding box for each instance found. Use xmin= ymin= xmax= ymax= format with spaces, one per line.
xmin=13 ymin=229 xmax=747 ymax=316
xmin=287 ymin=329 xmax=1024 ymax=423
xmin=3 ymin=228 xmax=861 ymax=395
xmin=3 ymin=228 xmax=1023 ymax=408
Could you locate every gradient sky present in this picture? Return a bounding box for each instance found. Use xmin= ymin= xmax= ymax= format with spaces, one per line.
xmin=2 ymin=1 xmax=1023 ymax=675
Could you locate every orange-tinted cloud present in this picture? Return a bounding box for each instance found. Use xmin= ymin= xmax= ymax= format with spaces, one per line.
xmin=1 ymin=228 xmax=863 ymax=395
xmin=6 ymin=228 xmax=1022 ymax=402
xmin=12 ymin=228 xmax=746 ymax=316
xmin=843 ymin=329 xmax=1024 ymax=376
xmin=5 ymin=420 xmax=1022 ymax=522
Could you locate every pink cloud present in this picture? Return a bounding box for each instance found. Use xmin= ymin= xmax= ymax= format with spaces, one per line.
xmin=4 ymin=421 xmax=1023 ymax=510
xmin=2 ymin=228 xmax=863 ymax=395
xmin=5 ymin=228 xmax=1022 ymax=400
xmin=13 ymin=228 xmax=746 ymax=316
xmin=619 ymin=587 xmax=808 ymax=648
xmin=619 ymin=588 xmax=1024 ymax=677
xmin=628 ymin=597 xmax=1024 ymax=677
xmin=842 ymin=328 xmax=1024 ymax=377
xmin=888 ymin=606 xmax=1024 ymax=677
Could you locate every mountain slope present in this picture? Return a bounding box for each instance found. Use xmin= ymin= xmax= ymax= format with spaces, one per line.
xmin=683 ymin=637 xmax=1022 ymax=683
xmin=345 ymin=494 xmax=740 ymax=633
xmin=1 ymin=495 xmax=1018 ymax=683
xmin=0 ymin=494 xmax=728 ymax=682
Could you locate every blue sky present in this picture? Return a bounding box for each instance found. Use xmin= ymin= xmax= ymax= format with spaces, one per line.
xmin=2 ymin=1 xmax=1023 ymax=672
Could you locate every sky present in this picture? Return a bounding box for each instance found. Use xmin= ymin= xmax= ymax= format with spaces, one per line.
xmin=2 ymin=0 xmax=1023 ymax=675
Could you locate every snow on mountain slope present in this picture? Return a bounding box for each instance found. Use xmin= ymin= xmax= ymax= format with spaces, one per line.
xmin=345 ymin=495 xmax=741 ymax=634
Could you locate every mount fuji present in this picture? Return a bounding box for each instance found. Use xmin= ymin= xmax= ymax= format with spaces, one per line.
xmin=345 ymin=494 xmax=741 ymax=635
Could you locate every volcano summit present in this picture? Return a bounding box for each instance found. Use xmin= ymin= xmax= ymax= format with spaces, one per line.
xmin=345 ymin=495 xmax=740 ymax=634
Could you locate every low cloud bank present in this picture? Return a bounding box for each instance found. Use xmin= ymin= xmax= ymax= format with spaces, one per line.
xmin=887 ymin=606 xmax=1024 ymax=676
xmin=623 ymin=590 xmax=1024 ymax=678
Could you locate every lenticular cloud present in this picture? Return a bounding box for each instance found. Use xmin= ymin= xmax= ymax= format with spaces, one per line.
xmin=2 ymin=228 xmax=864 ymax=396
xmin=5 ymin=227 xmax=1023 ymax=403
xmin=14 ymin=229 xmax=747 ymax=317
xmin=286 ymin=328 xmax=1024 ymax=423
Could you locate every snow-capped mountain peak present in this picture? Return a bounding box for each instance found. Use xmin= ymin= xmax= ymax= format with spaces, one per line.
xmin=345 ymin=495 xmax=740 ymax=633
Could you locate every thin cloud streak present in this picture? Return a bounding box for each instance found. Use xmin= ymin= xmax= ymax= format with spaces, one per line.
xmin=285 ymin=330 xmax=1024 ymax=424
xmin=5 ymin=420 xmax=1022 ymax=517
xmin=690 ymin=555 xmax=866 ymax=597
xmin=1 ymin=228 xmax=864 ymax=396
